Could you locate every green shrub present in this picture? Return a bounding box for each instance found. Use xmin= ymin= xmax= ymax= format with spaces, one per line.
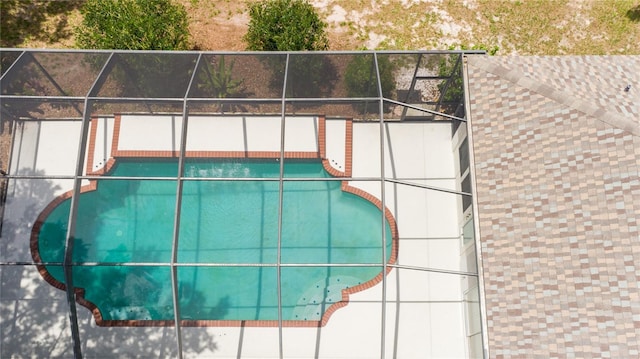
xmin=437 ymin=44 xmax=498 ymax=113
xmin=628 ymin=4 xmax=640 ymax=22
xmin=284 ymin=54 xmax=337 ymax=97
xmin=75 ymin=0 xmax=190 ymax=50
xmin=196 ymin=56 xmax=249 ymax=111
xmin=244 ymin=0 xmax=329 ymax=51
xmin=344 ymin=54 xmax=395 ymax=113
xmin=345 ymin=54 xmax=395 ymax=98
xmin=437 ymin=54 xmax=464 ymax=107
xmin=201 ymin=56 xmax=245 ymax=99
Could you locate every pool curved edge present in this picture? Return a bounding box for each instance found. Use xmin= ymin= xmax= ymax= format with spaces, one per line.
xmin=30 ymin=116 xmax=400 ymax=327
xmin=30 ymin=174 xmax=399 ymax=328
xmin=29 ymin=181 xmax=105 ymax=321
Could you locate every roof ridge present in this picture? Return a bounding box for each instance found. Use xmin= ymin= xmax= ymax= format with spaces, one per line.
xmin=468 ymin=58 xmax=639 ymax=136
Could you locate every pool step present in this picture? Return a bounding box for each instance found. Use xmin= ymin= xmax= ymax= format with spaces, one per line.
xmin=292 ymin=275 xmax=360 ymax=321
xmin=108 ymin=306 xmax=152 ymax=320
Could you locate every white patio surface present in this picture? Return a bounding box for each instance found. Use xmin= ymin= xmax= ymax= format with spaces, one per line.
xmin=115 ymin=115 xmax=320 ymax=155
xmin=1 ymin=115 xmax=469 ymax=358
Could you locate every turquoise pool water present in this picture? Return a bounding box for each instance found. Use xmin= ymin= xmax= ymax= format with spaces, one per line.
xmin=38 ymin=159 xmax=393 ymax=322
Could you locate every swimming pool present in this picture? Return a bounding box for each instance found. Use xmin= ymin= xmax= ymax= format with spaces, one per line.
xmin=34 ymin=159 xmax=395 ymax=325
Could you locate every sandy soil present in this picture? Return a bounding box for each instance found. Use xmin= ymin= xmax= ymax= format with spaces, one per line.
xmin=180 ymin=0 xmax=477 ymax=51
xmin=180 ymin=0 xmax=362 ymax=51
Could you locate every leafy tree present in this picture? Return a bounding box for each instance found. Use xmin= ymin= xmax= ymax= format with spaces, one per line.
xmin=244 ymin=0 xmax=329 ymax=51
xmin=75 ymin=0 xmax=190 ymax=50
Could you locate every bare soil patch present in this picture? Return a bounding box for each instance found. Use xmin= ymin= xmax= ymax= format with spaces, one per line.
xmin=180 ymin=0 xmax=362 ymax=51
xmin=179 ymin=0 xmax=249 ymax=51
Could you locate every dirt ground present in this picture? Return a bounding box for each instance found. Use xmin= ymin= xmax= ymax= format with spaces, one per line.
xmin=180 ymin=0 xmax=361 ymax=51
xmin=179 ymin=1 xmax=248 ymax=51
xmin=4 ymin=0 xmax=363 ymax=51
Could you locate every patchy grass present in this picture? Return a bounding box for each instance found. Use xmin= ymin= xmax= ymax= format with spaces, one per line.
xmin=448 ymin=0 xmax=579 ymax=55
xmin=571 ymin=0 xmax=640 ymax=54
xmin=3 ymin=0 xmax=639 ymax=54
xmin=454 ymin=0 xmax=640 ymax=55
xmin=316 ymin=1 xmax=445 ymax=49
xmin=318 ymin=0 xmax=640 ymax=54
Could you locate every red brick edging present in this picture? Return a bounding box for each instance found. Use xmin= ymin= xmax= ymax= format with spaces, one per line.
xmin=31 ymin=114 xmax=398 ymax=328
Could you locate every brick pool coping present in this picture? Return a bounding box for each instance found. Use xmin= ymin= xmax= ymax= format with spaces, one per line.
xmin=31 ymin=114 xmax=398 ymax=328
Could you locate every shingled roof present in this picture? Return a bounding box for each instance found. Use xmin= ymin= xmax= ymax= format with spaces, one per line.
xmin=466 ymin=55 xmax=640 ymax=357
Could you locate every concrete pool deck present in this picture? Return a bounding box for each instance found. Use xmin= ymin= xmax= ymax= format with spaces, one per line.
xmin=1 ymin=114 xmax=469 ymax=357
